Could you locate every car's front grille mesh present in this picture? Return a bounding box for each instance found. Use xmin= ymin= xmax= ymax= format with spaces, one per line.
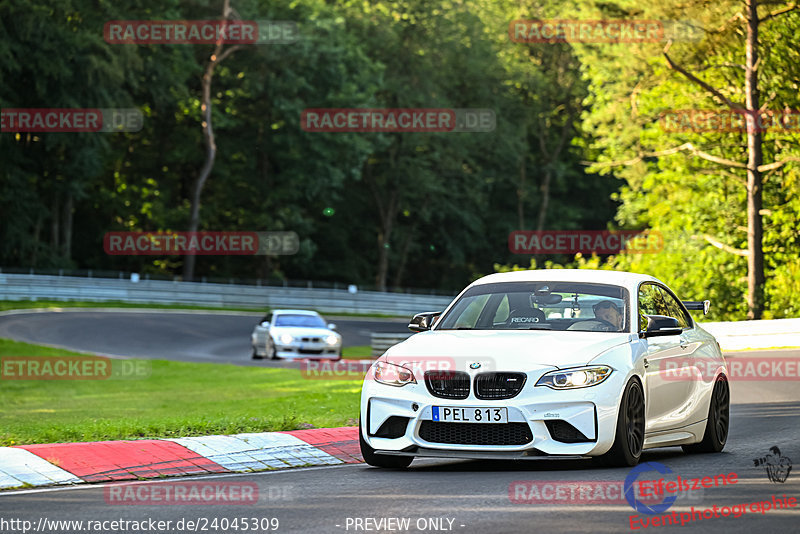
xmin=418 ymin=421 xmax=533 ymax=445
xmin=300 ymin=337 xmax=321 ymax=342
xmin=424 ymin=371 xmax=470 ymax=399
xmin=474 ymin=372 xmax=527 ymax=399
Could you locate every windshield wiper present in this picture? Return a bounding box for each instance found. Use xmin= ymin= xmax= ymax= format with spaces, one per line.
xmin=522 ymin=325 xmax=553 ymax=330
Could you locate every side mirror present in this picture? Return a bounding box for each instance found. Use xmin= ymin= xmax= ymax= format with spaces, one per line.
xmin=683 ymin=300 xmax=711 ymax=315
xmin=259 ymin=321 xmax=270 ymax=327
xmin=327 ymin=323 xmax=337 ymax=330
xmin=641 ymin=315 xmax=682 ymax=338
xmin=408 ymin=311 xmax=443 ymax=332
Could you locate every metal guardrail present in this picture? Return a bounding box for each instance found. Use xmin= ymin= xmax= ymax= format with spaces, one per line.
xmin=370 ymin=332 xmax=414 ymax=357
xmin=700 ymin=319 xmax=800 ymax=351
xmin=0 ymin=273 xmax=455 ymax=317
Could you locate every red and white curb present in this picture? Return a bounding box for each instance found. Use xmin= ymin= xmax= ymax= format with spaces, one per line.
xmin=0 ymin=427 xmax=360 ymax=491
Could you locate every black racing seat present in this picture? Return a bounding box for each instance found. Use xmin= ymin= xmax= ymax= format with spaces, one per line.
xmin=506 ymin=306 xmax=546 ymax=327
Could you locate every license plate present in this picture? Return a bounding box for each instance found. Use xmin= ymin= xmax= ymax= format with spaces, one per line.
xmin=431 ymin=406 xmax=508 ymax=423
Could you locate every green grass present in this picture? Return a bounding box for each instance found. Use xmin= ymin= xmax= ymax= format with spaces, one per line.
xmin=341 ymin=345 xmax=373 ymax=359
xmin=0 ymin=300 xmax=403 ymax=318
xmin=0 ymin=338 xmax=362 ymax=446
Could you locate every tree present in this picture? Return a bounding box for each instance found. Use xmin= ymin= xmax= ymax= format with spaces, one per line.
xmin=183 ymin=0 xmax=242 ymax=281
xmin=576 ymin=0 xmax=800 ymax=319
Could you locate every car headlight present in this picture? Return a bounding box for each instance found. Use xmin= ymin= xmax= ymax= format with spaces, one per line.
xmin=535 ymin=366 xmax=613 ymax=389
xmin=325 ymin=334 xmax=339 ymax=346
xmin=279 ymin=333 xmax=294 ymax=345
xmin=373 ymin=361 xmax=416 ymax=387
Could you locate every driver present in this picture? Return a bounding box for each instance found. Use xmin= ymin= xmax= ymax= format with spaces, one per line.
xmin=592 ymin=300 xmax=624 ymax=330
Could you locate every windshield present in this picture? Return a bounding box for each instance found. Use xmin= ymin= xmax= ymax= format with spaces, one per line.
xmin=273 ymin=314 xmax=327 ymax=328
xmin=436 ymin=281 xmax=629 ymax=333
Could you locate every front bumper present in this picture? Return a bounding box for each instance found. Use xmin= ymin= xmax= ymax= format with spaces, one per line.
xmin=276 ymin=341 xmax=341 ymax=359
xmin=360 ymin=367 xmax=627 ymax=457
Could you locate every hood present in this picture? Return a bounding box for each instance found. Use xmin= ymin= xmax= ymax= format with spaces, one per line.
xmin=382 ymin=329 xmax=632 ymax=371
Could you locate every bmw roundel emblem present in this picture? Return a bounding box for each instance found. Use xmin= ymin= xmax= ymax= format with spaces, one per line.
xmin=469 ymin=362 xmax=481 ymax=369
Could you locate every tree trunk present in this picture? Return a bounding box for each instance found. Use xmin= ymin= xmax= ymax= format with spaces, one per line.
xmin=392 ymin=196 xmax=427 ymax=288
xmin=62 ymin=191 xmax=73 ymax=261
xmin=745 ymin=0 xmax=765 ymax=319
xmin=374 ymin=189 xmax=398 ymax=292
xmin=31 ymin=214 xmax=42 ymax=266
xmin=183 ymin=0 xmax=240 ymax=282
xmin=393 ymin=231 xmax=413 ymax=289
xmin=51 ymin=194 xmax=60 ymax=252
xmin=536 ymin=167 xmax=551 ymax=232
xmin=517 ymin=150 xmax=526 ymax=229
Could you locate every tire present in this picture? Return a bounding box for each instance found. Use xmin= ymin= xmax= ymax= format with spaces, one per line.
xmin=682 ymin=376 xmax=729 ymax=454
xmin=359 ymin=420 xmax=413 ymax=468
xmin=251 ymin=347 xmax=263 ymax=360
xmin=269 ymin=342 xmax=279 ymax=360
xmin=595 ymin=378 xmax=645 ymax=467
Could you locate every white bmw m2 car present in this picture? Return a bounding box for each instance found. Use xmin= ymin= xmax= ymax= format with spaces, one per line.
xmin=359 ymin=269 xmax=729 ymax=468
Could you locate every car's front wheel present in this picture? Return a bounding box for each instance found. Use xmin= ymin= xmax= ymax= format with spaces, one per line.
xmin=359 ymin=420 xmax=413 ymax=468
xmin=682 ymin=376 xmax=729 ymax=454
xmin=596 ymin=378 xmax=645 ymax=467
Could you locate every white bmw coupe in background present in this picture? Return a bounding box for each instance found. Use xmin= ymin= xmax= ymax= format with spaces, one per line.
xmin=251 ymin=309 xmax=341 ymax=360
xmin=359 ymin=269 xmax=729 ymax=468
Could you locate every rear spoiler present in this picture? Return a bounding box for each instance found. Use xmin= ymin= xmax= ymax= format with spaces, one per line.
xmin=683 ymin=300 xmax=710 ymax=315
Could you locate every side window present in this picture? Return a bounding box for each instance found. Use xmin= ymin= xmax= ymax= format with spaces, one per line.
xmin=656 ymin=287 xmax=690 ymax=328
xmin=638 ymin=283 xmax=669 ymax=331
xmin=261 ymin=313 xmax=272 ymax=325
xmin=493 ymin=295 xmax=510 ymax=324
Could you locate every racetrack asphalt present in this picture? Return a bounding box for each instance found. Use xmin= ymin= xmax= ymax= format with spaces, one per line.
xmin=0 ymin=309 xmax=409 ymax=365
xmin=2 ymin=375 xmax=799 ymax=533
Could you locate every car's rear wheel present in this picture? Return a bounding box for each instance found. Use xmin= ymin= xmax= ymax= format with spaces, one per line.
xmin=595 ymin=378 xmax=645 ymax=467
xmin=682 ymin=376 xmax=729 ymax=454
xmin=251 ymin=347 xmax=263 ymax=360
xmin=359 ymin=420 xmax=413 ymax=468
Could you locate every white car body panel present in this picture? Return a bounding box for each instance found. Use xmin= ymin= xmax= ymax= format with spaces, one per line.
xmin=360 ymin=269 xmax=727 ymax=459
